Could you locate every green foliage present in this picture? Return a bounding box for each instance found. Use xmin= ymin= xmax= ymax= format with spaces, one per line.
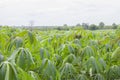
xmin=60 ymin=63 xmax=77 ymax=79
xmin=77 ymin=74 xmax=88 ymax=80
xmin=81 ymin=46 xmax=95 ymax=58
xmin=89 ymin=24 xmax=98 ymax=30
xmin=0 ymin=61 xmax=18 ymax=80
xmin=8 ymin=48 xmax=34 ymax=71
xmin=0 ymin=53 xmax=4 ymax=63
xmin=0 ymin=27 xmax=120 ymax=80
xmin=38 ymin=59 xmax=59 ymax=80
xmin=112 ymin=47 xmax=120 ymax=61
xmin=106 ymin=65 xmax=120 ymax=80
xmin=7 ymin=37 xmax=23 ymax=51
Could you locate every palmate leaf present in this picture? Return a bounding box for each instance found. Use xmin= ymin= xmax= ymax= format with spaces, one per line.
xmin=52 ymin=54 xmax=63 ymax=69
xmin=98 ymin=58 xmax=106 ymax=70
xmin=105 ymin=44 xmax=112 ymax=52
xmin=14 ymin=37 xmax=23 ymax=49
xmin=58 ymin=43 xmax=76 ymax=59
xmin=81 ymin=46 xmax=95 ymax=59
xmin=86 ymin=56 xmax=100 ymax=74
xmin=58 ymin=44 xmax=65 ymax=54
xmin=58 ymin=44 xmax=69 ymax=58
xmin=77 ymin=74 xmax=88 ymax=80
xmin=17 ymin=67 xmax=35 ymax=80
xmin=89 ymin=40 xmax=98 ymax=46
xmin=28 ymin=71 xmax=40 ymax=80
xmin=106 ymin=65 xmax=120 ymax=80
xmin=67 ymin=44 xmax=75 ymax=54
xmin=59 ymin=63 xmax=77 ymax=80
xmin=38 ymin=59 xmax=59 ymax=80
xmin=94 ymin=73 xmax=105 ymax=80
xmin=8 ymin=48 xmax=34 ymax=71
xmin=73 ymin=39 xmax=81 ymax=46
xmin=28 ymin=31 xmax=37 ymax=44
xmin=0 ymin=53 xmax=4 ymax=63
xmin=0 ymin=61 xmax=18 ymax=80
xmin=111 ymin=47 xmax=120 ymax=61
xmin=40 ymin=47 xmax=50 ymax=60
xmin=63 ymin=54 xmax=76 ymax=64
xmin=7 ymin=37 xmax=23 ymax=51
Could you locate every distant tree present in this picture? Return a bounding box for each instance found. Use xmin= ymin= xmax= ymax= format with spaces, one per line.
xmin=99 ymin=22 xmax=105 ymax=29
xmin=63 ymin=24 xmax=68 ymax=27
xmin=112 ymin=23 xmax=118 ymax=29
xmin=89 ymin=24 xmax=98 ymax=30
xmin=57 ymin=27 xmax=62 ymax=30
xmin=29 ymin=20 xmax=34 ymax=31
xmin=82 ymin=23 xmax=89 ymax=29
xmin=76 ymin=23 xmax=81 ymax=27
xmin=29 ymin=20 xmax=34 ymax=27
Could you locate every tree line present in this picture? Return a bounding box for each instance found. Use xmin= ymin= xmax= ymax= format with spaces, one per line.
xmin=56 ymin=22 xmax=119 ymax=30
xmin=78 ymin=22 xmax=118 ymax=30
xmin=0 ymin=22 xmax=119 ymax=30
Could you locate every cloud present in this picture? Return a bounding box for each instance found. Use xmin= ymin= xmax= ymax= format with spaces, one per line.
xmin=0 ymin=0 xmax=120 ymax=26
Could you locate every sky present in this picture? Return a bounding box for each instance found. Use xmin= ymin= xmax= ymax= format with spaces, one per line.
xmin=0 ymin=0 xmax=120 ymax=26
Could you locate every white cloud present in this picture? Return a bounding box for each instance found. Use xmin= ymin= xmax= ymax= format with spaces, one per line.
xmin=0 ymin=0 xmax=120 ymax=26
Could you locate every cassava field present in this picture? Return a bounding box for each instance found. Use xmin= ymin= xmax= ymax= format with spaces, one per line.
xmin=0 ymin=26 xmax=120 ymax=80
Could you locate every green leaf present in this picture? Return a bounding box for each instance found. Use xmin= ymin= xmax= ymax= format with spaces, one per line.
xmin=8 ymin=48 xmax=34 ymax=71
xmin=112 ymin=47 xmax=120 ymax=61
xmin=0 ymin=61 xmax=18 ymax=80
xmin=60 ymin=63 xmax=77 ymax=79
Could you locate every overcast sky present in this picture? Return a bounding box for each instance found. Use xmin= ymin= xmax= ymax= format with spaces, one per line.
xmin=0 ymin=0 xmax=120 ymax=26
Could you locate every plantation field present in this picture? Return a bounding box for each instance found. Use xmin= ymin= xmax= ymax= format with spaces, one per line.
xmin=0 ymin=27 xmax=120 ymax=80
